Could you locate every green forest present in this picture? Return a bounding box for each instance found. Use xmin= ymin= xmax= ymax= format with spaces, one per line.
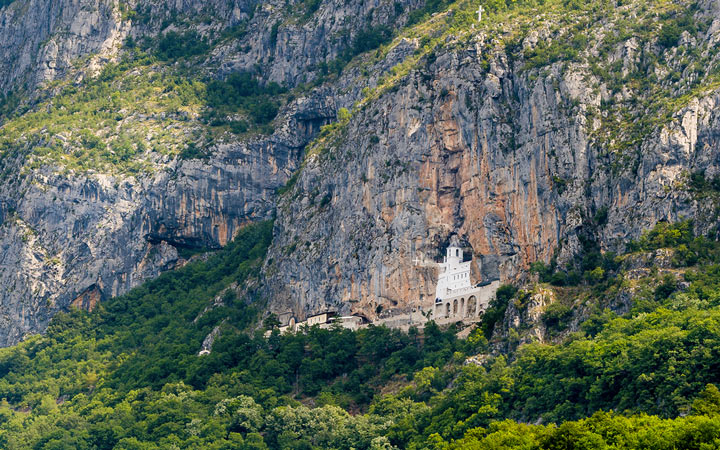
xmin=0 ymin=220 xmax=718 ymax=448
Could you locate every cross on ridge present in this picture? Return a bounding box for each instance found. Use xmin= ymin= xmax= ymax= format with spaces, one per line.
xmin=477 ymin=4 xmax=484 ymax=22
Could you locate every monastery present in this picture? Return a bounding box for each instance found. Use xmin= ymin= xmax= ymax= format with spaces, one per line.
xmin=432 ymin=239 xmax=501 ymax=323
xmin=267 ymin=239 xmax=501 ymax=336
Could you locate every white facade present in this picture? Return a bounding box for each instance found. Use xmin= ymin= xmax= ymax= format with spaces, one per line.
xmin=435 ymin=245 xmax=474 ymax=299
xmin=433 ymin=242 xmax=500 ymax=321
xmin=306 ymin=312 xmax=335 ymax=326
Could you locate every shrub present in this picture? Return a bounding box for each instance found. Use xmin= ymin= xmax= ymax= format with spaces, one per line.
xmin=248 ymin=98 xmax=280 ymax=124
xmin=481 ymin=284 xmax=516 ymax=338
xmin=530 ymin=261 xmax=554 ymax=282
xmin=496 ymin=284 xmax=518 ymax=304
xmin=270 ymin=21 xmax=281 ymax=48
xmin=351 ymin=25 xmax=392 ymax=55
xmin=654 ymin=274 xmax=677 ymax=301
xmin=155 ymin=31 xmax=209 ymax=60
xmin=319 ymin=193 xmax=332 ymax=208
xmin=628 ymin=220 xmax=694 ymax=252
xmin=205 ymin=72 xmax=286 ymax=125
xmin=0 ymin=90 xmax=22 ymax=119
xmin=594 ymin=206 xmax=609 ymax=226
xmin=543 ymin=302 xmax=572 ymax=331
xmin=229 ymin=120 xmax=249 ymax=134
xmin=407 ymin=0 xmax=453 ymax=26
xmin=180 ymin=142 xmax=207 ymax=160
xmin=303 ymin=0 xmax=322 ymax=19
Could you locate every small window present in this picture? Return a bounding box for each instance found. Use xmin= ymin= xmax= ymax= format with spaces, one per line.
xmin=456 ymin=249 xmax=459 ymax=257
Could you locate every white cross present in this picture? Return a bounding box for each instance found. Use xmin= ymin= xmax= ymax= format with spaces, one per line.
xmin=476 ymin=4 xmax=484 ymax=22
xmin=413 ymin=257 xmax=422 ymax=266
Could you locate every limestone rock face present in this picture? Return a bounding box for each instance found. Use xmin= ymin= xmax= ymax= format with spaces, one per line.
xmin=0 ymin=0 xmax=419 ymax=94
xmin=0 ymin=135 xmax=307 ymax=345
xmin=0 ymin=0 xmax=259 ymax=93
xmin=0 ymin=0 xmax=425 ymax=345
xmin=262 ymin=37 xmax=720 ymax=322
xmin=0 ymin=0 xmax=125 ymax=92
xmin=210 ymin=0 xmax=423 ymax=87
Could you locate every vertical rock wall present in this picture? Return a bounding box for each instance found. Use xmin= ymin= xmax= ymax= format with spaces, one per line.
xmin=262 ymin=39 xmax=720 ymax=321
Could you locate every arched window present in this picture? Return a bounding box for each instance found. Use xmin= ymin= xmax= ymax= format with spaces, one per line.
xmin=456 ymin=249 xmax=459 ymax=257
xmin=468 ymin=296 xmax=477 ymax=316
xmin=453 ymin=299 xmax=458 ymax=315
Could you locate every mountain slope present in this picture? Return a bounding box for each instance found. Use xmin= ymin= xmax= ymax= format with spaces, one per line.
xmin=2 ymin=0 xmax=720 ymax=343
xmin=0 ymin=0 xmax=720 ymax=403
xmin=1 ymin=0 xmax=720 ymax=448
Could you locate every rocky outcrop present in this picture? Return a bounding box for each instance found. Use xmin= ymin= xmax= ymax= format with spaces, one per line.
xmin=212 ymin=0 xmax=423 ymax=87
xmin=0 ymin=0 xmax=421 ymax=94
xmin=0 ymin=133 xmax=306 ymax=344
xmin=0 ymin=71 xmax=353 ymax=347
xmin=0 ymin=0 xmax=259 ymax=93
xmin=0 ymin=0 xmax=128 ymax=93
xmin=264 ymin=43 xmax=573 ymax=320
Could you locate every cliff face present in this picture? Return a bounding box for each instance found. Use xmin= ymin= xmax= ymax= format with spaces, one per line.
xmin=0 ymin=136 xmax=305 ymax=344
xmin=264 ymin=47 xmax=582 ymax=319
xmin=0 ymin=0 xmax=419 ymax=94
xmin=0 ymin=0 xmax=126 ymax=93
xmin=0 ymin=0 xmax=419 ymax=345
xmin=1 ymin=0 xmax=720 ymax=344
xmin=262 ymin=0 xmax=720 ymax=321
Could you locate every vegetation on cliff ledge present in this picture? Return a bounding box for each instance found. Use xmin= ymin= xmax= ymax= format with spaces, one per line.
xmin=0 ymin=43 xmax=289 ymax=176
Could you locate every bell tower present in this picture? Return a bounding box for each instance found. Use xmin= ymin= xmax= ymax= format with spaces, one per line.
xmin=444 ymin=235 xmax=463 ymax=267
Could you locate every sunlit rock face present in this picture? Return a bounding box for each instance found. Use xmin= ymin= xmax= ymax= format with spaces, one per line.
xmin=262 ymin=30 xmax=720 ymax=323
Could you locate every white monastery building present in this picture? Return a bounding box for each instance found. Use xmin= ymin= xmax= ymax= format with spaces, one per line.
xmin=263 ymin=238 xmax=502 ymax=339
xmin=433 ymin=239 xmax=500 ymax=321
